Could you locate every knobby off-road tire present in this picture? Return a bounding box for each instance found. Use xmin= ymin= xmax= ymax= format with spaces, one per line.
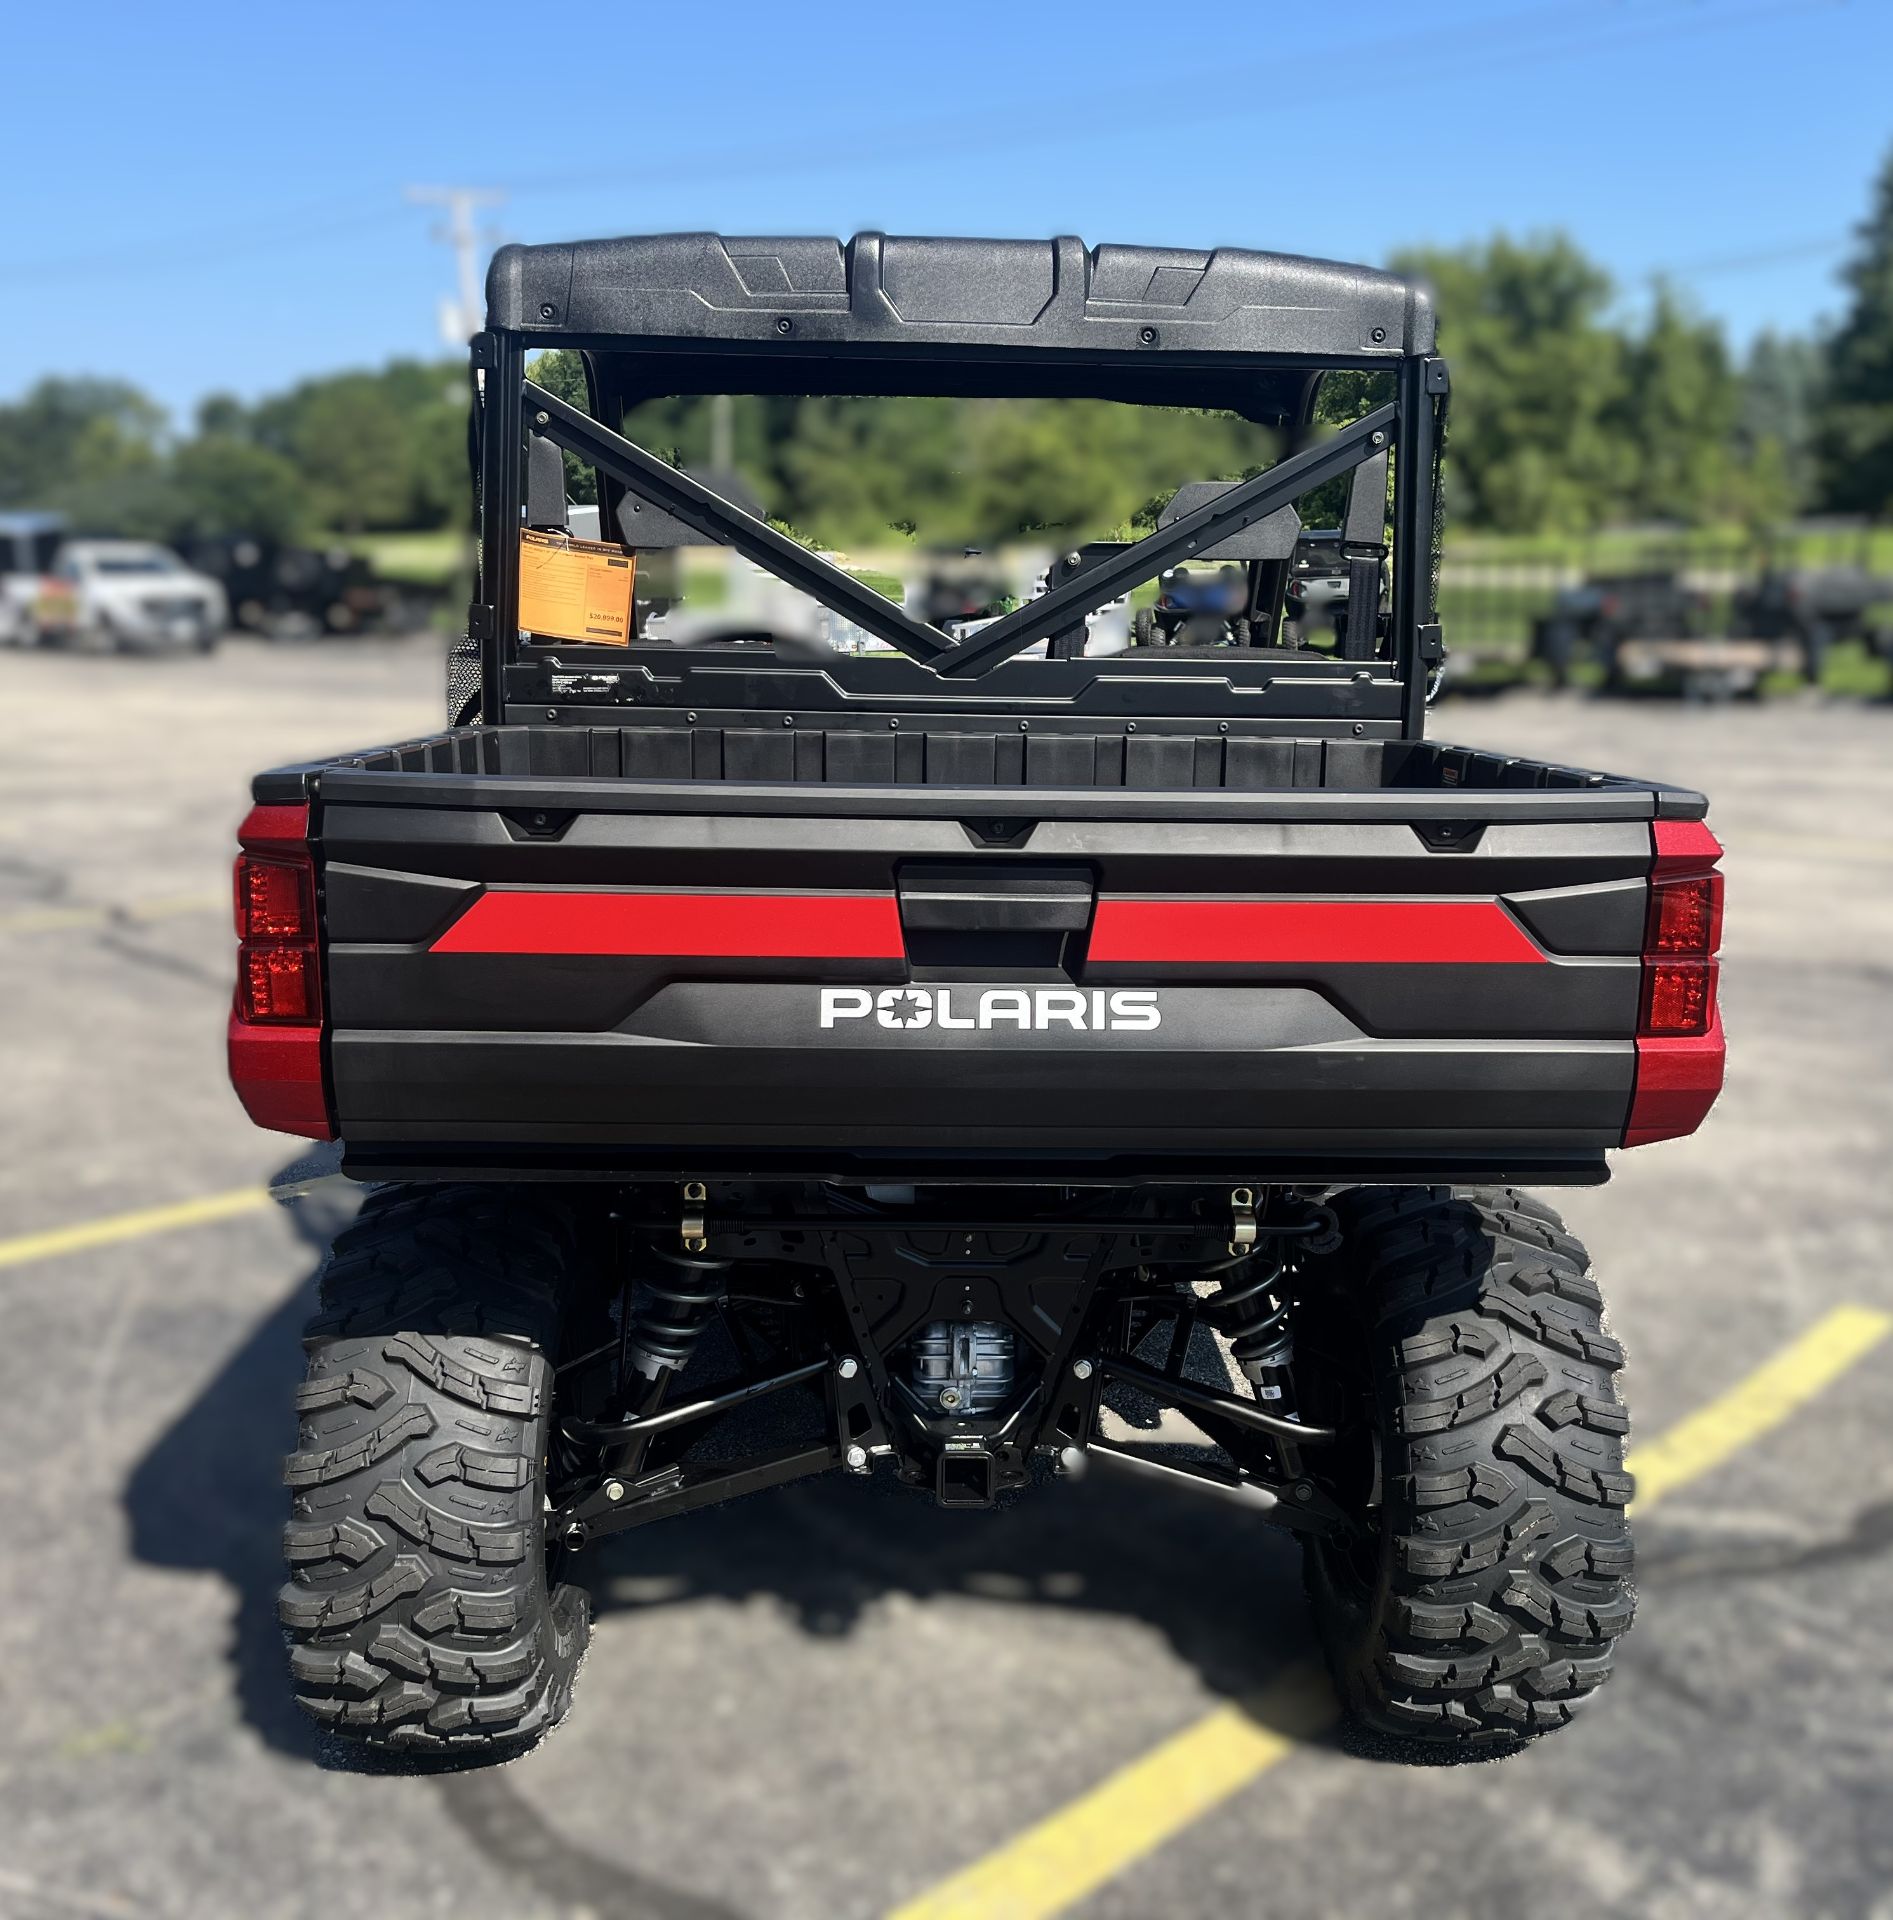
xmin=1301 ymin=1187 xmax=1634 ymax=1753
xmin=280 ymin=1184 xmax=591 ymax=1760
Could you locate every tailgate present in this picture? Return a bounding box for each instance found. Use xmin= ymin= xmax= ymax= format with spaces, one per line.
xmin=313 ymin=776 xmax=1666 ymax=1180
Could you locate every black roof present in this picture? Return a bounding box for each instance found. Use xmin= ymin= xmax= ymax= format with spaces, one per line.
xmin=486 ymin=232 xmax=1434 ymax=363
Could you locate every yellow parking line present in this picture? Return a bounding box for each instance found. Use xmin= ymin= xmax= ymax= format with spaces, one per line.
xmin=888 ymin=1665 xmax=1333 ymax=1920
xmin=0 ymin=888 xmax=225 ymax=935
xmin=0 ymin=1186 xmax=270 ymax=1271
xmin=887 ymin=1303 xmax=1893 ymax=1920
xmin=1627 ymin=1304 xmax=1892 ymax=1508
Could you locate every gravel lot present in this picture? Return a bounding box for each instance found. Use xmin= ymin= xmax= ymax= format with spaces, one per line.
xmin=0 ymin=638 xmax=1889 ymax=1920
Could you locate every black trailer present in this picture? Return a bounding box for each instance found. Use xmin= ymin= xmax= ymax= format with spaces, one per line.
xmin=232 ymin=233 xmax=1723 ymax=1769
xmin=1529 ymin=570 xmax=1708 ymax=688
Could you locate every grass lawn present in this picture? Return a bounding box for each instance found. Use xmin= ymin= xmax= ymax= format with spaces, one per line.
xmin=332 ymin=528 xmax=467 ymax=586
xmin=1443 ymin=521 xmax=1893 ymax=573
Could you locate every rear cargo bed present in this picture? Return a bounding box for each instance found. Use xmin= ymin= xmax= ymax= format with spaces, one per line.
xmin=259 ymin=721 xmax=1707 ymax=812
xmin=250 ymin=725 xmax=1709 ymax=1185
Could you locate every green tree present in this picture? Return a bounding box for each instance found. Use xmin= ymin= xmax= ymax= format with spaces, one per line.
xmin=1735 ymin=330 xmax=1824 ymax=525
xmin=250 ymin=359 xmax=465 ymax=533
xmin=526 ymin=350 xmax=595 ymax=505
xmin=1392 ymin=236 xmax=1629 ymax=534
xmin=1615 ymin=281 xmax=1739 ymax=524
xmin=1817 ymin=143 xmax=1893 ymax=515
xmin=0 ymin=377 xmax=167 ymax=515
xmin=168 ymin=435 xmax=306 ymax=544
xmin=287 ymin=376 xmax=413 ymax=530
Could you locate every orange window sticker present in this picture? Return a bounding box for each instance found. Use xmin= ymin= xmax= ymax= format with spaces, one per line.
xmin=518 ymin=529 xmax=637 ymax=645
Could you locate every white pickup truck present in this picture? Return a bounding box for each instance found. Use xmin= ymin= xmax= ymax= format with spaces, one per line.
xmin=39 ymin=539 xmax=228 ymax=651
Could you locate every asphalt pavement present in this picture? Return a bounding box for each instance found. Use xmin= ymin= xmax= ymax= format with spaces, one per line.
xmin=0 ymin=638 xmax=1889 ymax=1920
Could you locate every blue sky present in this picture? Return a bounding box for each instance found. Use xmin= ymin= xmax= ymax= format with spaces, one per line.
xmin=7 ymin=0 xmax=1888 ymax=423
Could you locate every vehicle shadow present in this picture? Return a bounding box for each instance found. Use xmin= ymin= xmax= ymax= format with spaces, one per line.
xmin=122 ymin=1174 xmax=361 ymax=1764
xmin=121 ymin=1176 xmax=1330 ymax=1771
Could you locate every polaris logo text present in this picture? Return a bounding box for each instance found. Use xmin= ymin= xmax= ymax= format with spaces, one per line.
xmin=819 ymin=987 xmax=1161 ymax=1032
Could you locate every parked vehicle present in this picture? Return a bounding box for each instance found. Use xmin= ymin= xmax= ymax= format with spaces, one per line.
xmin=177 ymin=537 xmax=398 ymax=638
xmin=39 ymin=540 xmax=226 ymax=651
xmin=1731 ymin=565 xmax=1893 ymax=682
xmin=0 ymin=510 xmax=68 ymax=645
xmin=1529 ymin=571 xmax=1707 ymax=688
xmin=233 ymin=231 xmax=1722 ymax=1767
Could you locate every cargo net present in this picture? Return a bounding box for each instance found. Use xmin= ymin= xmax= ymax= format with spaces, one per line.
xmin=453 ymin=366 xmax=487 ymax=724
xmin=447 ymin=635 xmax=483 ymax=727
xmin=1426 ymin=388 xmax=1451 ymax=623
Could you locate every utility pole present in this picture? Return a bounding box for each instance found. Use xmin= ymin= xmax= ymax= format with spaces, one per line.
xmin=406 ymin=185 xmax=506 ymax=345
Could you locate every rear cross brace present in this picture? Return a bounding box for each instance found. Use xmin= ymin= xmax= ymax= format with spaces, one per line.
xmin=522 ymin=379 xmax=1396 ymax=678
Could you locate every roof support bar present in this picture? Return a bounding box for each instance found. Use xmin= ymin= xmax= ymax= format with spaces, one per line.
xmin=928 ymin=403 xmax=1398 ymax=677
xmin=523 ymin=380 xmax=955 ymax=664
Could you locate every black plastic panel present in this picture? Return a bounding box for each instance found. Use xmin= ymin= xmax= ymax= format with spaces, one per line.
xmin=313 ymin=777 xmax=1656 ymax=1177
xmin=485 ymin=231 xmax=1435 ymax=361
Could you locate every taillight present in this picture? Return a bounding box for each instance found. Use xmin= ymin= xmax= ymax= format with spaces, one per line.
xmin=237 ymin=856 xmax=314 ymax=942
xmin=242 ymin=942 xmax=319 ymax=1020
xmin=233 ymin=835 xmax=321 ymax=1024
xmin=1640 ymin=857 xmax=1724 ymax=1036
xmin=1641 ymin=958 xmax=1717 ymax=1035
xmin=1624 ymin=818 xmax=1726 ymax=1145
xmin=228 ymin=803 xmax=333 ymax=1139
xmin=1645 ymin=871 xmax=1723 ymax=955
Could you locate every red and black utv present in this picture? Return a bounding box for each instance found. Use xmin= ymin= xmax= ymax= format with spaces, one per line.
xmin=231 ymin=232 xmax=1723 ymax=1762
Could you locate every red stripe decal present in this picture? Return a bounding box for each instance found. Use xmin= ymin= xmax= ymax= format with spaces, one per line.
xmin=1088 ymin=898 xmax=1545 ymax=965
xmin=431 ymin=890 xmax=906 ymax=959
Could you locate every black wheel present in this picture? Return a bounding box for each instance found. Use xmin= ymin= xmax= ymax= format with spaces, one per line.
xmin=280 ymin=1184 xmax=592 ymax=1762
xmin=1133 ymin=606 xmax=1160 ymax=647
xmin=1299 ymin=1186 xmax=1634 ymax=1755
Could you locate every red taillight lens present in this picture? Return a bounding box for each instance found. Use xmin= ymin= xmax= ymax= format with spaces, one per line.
xmin=1642 ymin=958 xmax=1718 ymax=1035
xmin=1645 ymin=872 xmax=1723 ymax=956
xmin=1627 ymin=819 xmax=1728 ymax=1146
xmin=229 ymin=803 xmax=332 ymax=1139
xmin=1640 ymin=819 xmax=1725 ymax=1039
xmin=236 ymin=855 xmax=313 ymax=940
xmin=241 ymin=942 xmax=318 ymax=1021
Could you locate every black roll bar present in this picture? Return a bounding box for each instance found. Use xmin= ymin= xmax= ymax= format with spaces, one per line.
xmin=472 ymin=331 xmax=1447 ymax=733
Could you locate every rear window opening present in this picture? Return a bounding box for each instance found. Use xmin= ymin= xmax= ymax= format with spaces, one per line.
xmin=511 ymin=367 xmax=1409 ymax=675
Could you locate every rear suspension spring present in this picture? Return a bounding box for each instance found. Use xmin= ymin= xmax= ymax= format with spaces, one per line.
xmin=624 ymin=1246 xmax=733 ymax=1382
xmin=1203 ymin=1254 xmax=1296 ymax=1404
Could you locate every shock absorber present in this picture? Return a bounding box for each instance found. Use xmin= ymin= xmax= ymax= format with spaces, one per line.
xmin=604 ymin=1245 xmax=733 ymax=1481
xmin=624 ymin=1246 xmax=730 ymax=1383
xmin=1205 ymin=1253 xmax=1296 ymax=1406
xmin=1202 ymin=1247 xmax=1305 ymax=1477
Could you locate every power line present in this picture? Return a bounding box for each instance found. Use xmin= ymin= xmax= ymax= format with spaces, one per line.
xmin=1664 ymin=234 xmax=1852 ymax=279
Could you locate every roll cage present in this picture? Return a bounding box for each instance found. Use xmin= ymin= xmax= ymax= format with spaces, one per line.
xmin=468 ymin=232 xmax=1449 ymax=738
